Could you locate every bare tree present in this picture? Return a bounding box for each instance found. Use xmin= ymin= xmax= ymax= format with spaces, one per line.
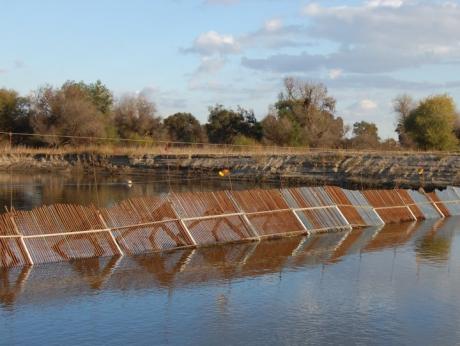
xmin=113 ymin=94 xmax=164 ymax=140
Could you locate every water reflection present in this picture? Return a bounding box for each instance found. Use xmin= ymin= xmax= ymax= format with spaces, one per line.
xmin=0 ymin=172 xmax=281 ymax=210
xmin=2 ymin=217 xmax=459 ymax=309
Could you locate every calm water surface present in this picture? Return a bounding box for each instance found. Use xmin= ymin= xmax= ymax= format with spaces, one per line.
xmin=2 ymin=173 xmax=460 ymax=345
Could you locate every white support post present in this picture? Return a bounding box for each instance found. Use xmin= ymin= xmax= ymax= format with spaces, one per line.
xmin=334 ymin=205 xmax=353 ymax=231
xmin=106 ymin=230 xmax=124 ymax=257
xmin=291 ymin=210 xmax=310 ymax=235
xmin=373 ymin=208 xmax=386 ymax=226
xmin=19 ymin=237 xmax=34 ymax=266
xmin=97 ymin=212 xmax=124 ymax=256
xmin=10 ymin=216 xmax=34 ymax=265
xmin=179 ymin=219 xmax=197 ymax=246
xmin=405 ymin=206 xmax=418 ymax=222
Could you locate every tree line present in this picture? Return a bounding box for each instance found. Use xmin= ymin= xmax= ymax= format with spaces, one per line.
xmin=1 ymin=77 xmax=459 ymax=150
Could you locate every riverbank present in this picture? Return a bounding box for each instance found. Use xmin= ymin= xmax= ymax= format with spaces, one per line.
xmin=1 ymin=151 xmax=459 ymax=189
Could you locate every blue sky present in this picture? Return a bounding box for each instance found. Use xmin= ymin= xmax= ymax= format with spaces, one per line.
xmin=2 ymin=0 xmax=460 ymax=138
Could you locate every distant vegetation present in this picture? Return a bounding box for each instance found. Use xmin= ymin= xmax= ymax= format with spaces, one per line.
xmin=1 ymin=78 xmax=459 ymax=151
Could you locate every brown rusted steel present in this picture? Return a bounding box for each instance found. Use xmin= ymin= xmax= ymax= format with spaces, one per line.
xmin=429 ymin=187 xmax=460 ymax=216
xmin=100 ymin=195 xmax=178 ymax=227
xmin=230 ymin=189 xmax=290 ymax=213
xmin=281 ymin=187 xmax=351 ymax=232
xmin=396 ymin=189 xmax=425 ymax=220
xmin=231 ymin=189 xmax=305 ymax=237
xmin=426 ymin=192 xmax=450 ymax=217
xmin=111 ymin=221 xmax=191 ymax=255
xmin=23 ymin=231 xmax=120 ymax=264
xmin=170 ymin=191 xmax=239 ymax=218
xmin=171 ymin=190 xmax=256 ymax=243
xmin=13 ymin=204 xmax=105 ymax=236
xmin=0 ymin=212 xmax=18 ymax=236
xmin=362 ymin=189 xmax=416 ymax=223
xmin=324 ymin=186 xmax=366 ymax=226
xmin=184 ymin=215 xmax=255 ymax=245
xmin=0 ymin=238 xmax=29 ymax=267
xmin=101 ymin=196 xmax=194 ymax=254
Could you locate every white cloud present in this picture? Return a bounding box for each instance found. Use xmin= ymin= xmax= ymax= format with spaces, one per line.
xmin=328 ymin=69 xmax=343 ymax=80
xmin=264 ymin=18 xmax=282 ymax=32
xmin=185 ymin=31 xmax=239 ymax=56
xmin=243 ymin=1 xmax=460 ymax=74
xmin=366 ymin=0 xmax=405 ymax=7
xmin=359 ymin=99 xmax=378 ymax=111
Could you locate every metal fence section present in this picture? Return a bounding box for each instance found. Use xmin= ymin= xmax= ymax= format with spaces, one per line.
xmin=0 ymin=213 xmax=30 ymax=267
xmin=171 ymin=191 xmax=257 ymax=245
xmin=100 ymin=196 xmax=194 ymax=254
xmin=22 ymin=231 xmax=121 ymax=264
xmin=281 ymin=187 xmax=351 ymax=233
xmin=10 ymin=205 xmax=120 ymax=264
xmin=429 ymin=186 xmax=460 ymax=216
xmin=230 ymin=189 xmax=306 ymax=237
xmin=2 ymin=185 xmax=460 ymax=268
xmin=325 ymin=187 xmax=384 ymax=227
xmin=362 ymin=190 xmax=417 ymax=223
xmin=400 ymin=190 xmax=443 ymax=220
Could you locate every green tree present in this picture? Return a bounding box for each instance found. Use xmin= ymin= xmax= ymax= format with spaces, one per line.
xmin=206 ymin=105 xmax=262 ymax=144
xmin=164 ymin=112 xmax=205 ymax=142
xmin=404 ymin=95 xmax=459 ymax=150
xmin=0 ymin=89 xmax=31 ymax=135
xmin=76 ymin=80 xmax=113 ymax=115
xmin=264 ymin=77 xmax=345 ymax=147
xmin=351 ymin=121 xmax=380 ymax=149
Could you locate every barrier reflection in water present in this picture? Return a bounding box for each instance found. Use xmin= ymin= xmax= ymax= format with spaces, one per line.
xmin=3 ymin=217 xmax=459 ymax=309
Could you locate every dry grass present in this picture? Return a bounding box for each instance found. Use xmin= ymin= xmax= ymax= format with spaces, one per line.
xmin=0 ymin=142 xmax=456 ymax=157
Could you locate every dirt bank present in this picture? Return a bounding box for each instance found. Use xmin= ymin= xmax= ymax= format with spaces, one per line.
xmin=1 ymin=151 xmax=458 ymax=189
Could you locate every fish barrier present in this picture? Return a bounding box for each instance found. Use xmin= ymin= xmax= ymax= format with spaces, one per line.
xmin=1 ymin=185 xmax=459 ymax=268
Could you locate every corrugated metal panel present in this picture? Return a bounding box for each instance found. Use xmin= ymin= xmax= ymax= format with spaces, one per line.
xmin=0 ymin=213 xmax=18 ymax=236
xmin=229 ymin=189 xmax=305 ymax=237
xmin=100 ymin=195 xmax=177 ymax=227
xmin=23 ymin=231 xmax=119 ymax=264
xmin=426 ymin=192 xmax=450 ymax=217
xmin=231 ymin=189 xmax=290 ymax=213
xmin=296 ymin=207 xmax=350 ymax=233
xmin=245 ymin=210 xmax=305 ymax=237
xmin=184 ymin=215 xmax=255 ymax=245
xmin=171 ymin=191 xmax=238 ymax=218
xmin=362 ymin=190 xmax=416 ymax=223
xmin=0 ymin=237 xmax=29 ymax=267
xmin=340 ymin=189 xmax=384 ymax=226
xmin=13 ymin=204 xmax=105 ymax=236
xmin=281 ymin=187 xmax=350 ymax=232
xmin=111 ymin=221 xmax=192 ymax=255
xmin=432 ymin=186 xmax=460 ymax=216
xmin=324 ymin=186 xmax=366 ymax=226
xmin=406 ymin=190 xmax=442 ymax=219
xmin=396 ymin=189 xmax=425 ymax=220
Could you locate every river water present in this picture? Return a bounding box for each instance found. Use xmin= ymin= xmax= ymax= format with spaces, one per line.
xmin=2 ymin=173 xmax=460 ymax=345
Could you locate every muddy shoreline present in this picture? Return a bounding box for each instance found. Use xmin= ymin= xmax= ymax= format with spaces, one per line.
xmin=1 ymin=152 xmax=459 ymax=190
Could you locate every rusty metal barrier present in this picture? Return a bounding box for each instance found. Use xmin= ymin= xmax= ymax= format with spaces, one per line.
xmin=170 ymin=191 xmax=257 ymax=245
xmin=428 ymin=186 xmax=460 ymax=216
xmin=362 ymin=189 xmax=416 ymax=224
xmin=397 ymin=189 xmax=443 ymax=220
xmin=230 ymin=189 xmax=306 ymax=237
xmin=0 ymin=212 xmax=31 ymax=267
xmin=100 ymin=196 xmax=194 ymax=254
xmin=9 ymin=205 xmax=121 ymax=265
xmin=281 ymin=187 xmax=351 ymax=233
xmin=325 ymin=187 xmax=384 ymax=227
xmin=2 ymin=185 xmax=460 ymax=268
